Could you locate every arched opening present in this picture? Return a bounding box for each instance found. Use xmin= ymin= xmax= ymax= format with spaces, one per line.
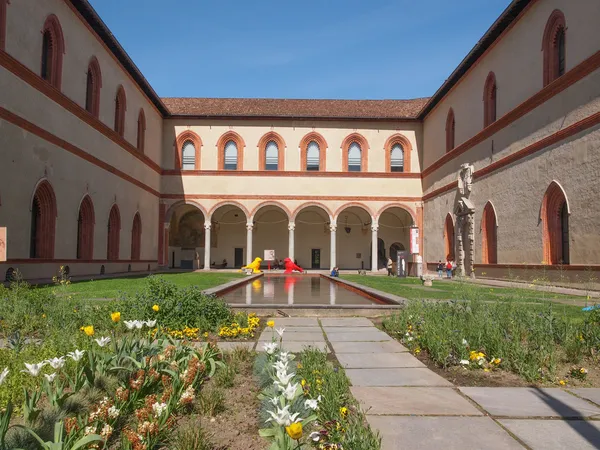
xmin=258 ymin=132 xmax=286 ymax=171
xmin=444 ymin=213 xmax=455 ymax=261
xmin=30 ymin=180 xmax=57 ymax=259
xmin=390 ymin=242 xmax=406 ymax=263
xmin=137 ymin=109 xmax=146 ymax=153
xmin=224 ymin=141 xmax=238 ymax=170
xmin=252 ymin=204 xmax=289 ymax=269
xmin=446 ymin=109 xmax=455 ymax=153
xmin=211 ymin=204 xmax=248 ymax=268
xmin=114 ymin=86 xmax=126 ymax=137
xmin=40 ymin=15 xmax=65 ymax=89
xmin=217 ymin=131 xmax=245 ymax=170
xmin=76 ymin=195 xmax=95 ymax=260
xmin=175 ymin=130 xmax=201 ymax=170
xmin=378 ymin=206 xmax=414 ymax=269
xmin=131 ymin=212 xmax=142 ymax=261
xmin=542 ymin=10 xmax=567 ymax=86
xmin=168 ymin=204 xmax=206 ymax=269
xmin=0 ymin=0 xmax=8 ymax=51
xmin=483 ymin=72 xmax=497 ymax=128
xmin=300 ymin=132 xmax=327 ymax=172
xmin=342 ymin=133 xmax=368 ymax=172
xmin=181 ymin=140 xmax=196 ymax=170
xmin=85 ymin=57 xmax=101 ymax=117
xmin=335 ymin=205 xmax=372 ymax=269
xmin=294 ymin=205 xmax=331 ymax=270
xmin=542 ymin=182 xmax=569 ymax=265
xmin=481 ymin=202 xmax=497 ymax=264
xmin=107 ymin=205 xmax=121 ymax=261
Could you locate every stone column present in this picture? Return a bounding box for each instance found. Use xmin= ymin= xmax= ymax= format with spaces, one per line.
xmin=203 ymin=221 xmax=211 ymax=270
xmin=288 ymin=222 xmax=295 ymax=260
xmin=329 ymin=223 xmax=337 ymax=270
xmin=162 ymin=223 xmax=169 ymax=267
xmin=246 ymin=222 xmax=253 ymax=265
xmin=456 ymin=216 xmax=465 ymax=277
xmin=467 ymin=213 xmax=475 ymax=278
xmin=330 ymin=281 xmax=336 ymax=305
xmin=371 ymin=224 xmax=379 ymax=272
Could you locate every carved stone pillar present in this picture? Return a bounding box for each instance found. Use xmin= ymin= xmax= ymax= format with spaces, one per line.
xmin=288 ymin=222 xmax=295 ymax=261
xmin=467 ymin=214 xmax=475 ymax=277
xmin=371 ymin=224 xmax=379 ymax=272
xmin=456 ymin=216 xmax=465 ymax=277
xmin=330 ymin=223 xmax=337 ymax=271
xmin=246 ymin=223 xmax=253 ymax=265
xmin=203 ymin=221 xmax=211 ymax=270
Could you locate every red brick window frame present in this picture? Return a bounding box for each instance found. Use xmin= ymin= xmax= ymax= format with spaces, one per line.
xmin=445 ymin=108 xmax=455 ymax=153
xmin=0 ymin=0 xmax=9 ymax=51
xmin=258 ymin=131 xmax=286 ymax=171
xmin=299 ymin=132 xmax=327 ymax=172
xmin=444 ymin=213 xmax=455 ymax=261
xmin=542 ymin=10 xmax=567 ymax=87
xmin=29 ymin=180 xmax=57 ymax=259
xmin=384 ymin=133 xmax=412 ymax=173
xmin=174 ymin=130 xmax=202 ymax=170
xmin=131 ymin=212 xmax=141 ymax=261
xmin=481 ymin=201 xmax=498 ymax=264
xmin=40 ymin=14 xmax=65 ymax=90
xmin=107 ymin=204 xmax=121 ymax=261
xmin=85 ymin=56 xmax=102 ymax=118
xmin=217 ymin=131 xmax=245 ymax=170
xmin=136 ymin=109 xmax=146 ymax=153
xmin=483 ymin=71 xmax=497 ymax=128
xmin=76 ymin=195 xmax=95 ymax=260
xmin=341 ymin=133 xmax=369 ymax=172
xmin=114 ymin=85 xmax=126 ymax=137
xmin=541 ymin=181 xmax=569 ymax=265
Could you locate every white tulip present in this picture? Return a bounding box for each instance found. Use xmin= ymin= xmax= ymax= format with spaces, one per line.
xmin=305 ymin=398 xmax=319 ymax=410
xmin=144 ymin=320 xmax=157 ymax=328
xmin=263 ymin=342 xmax=278 ymax=355
xmin=266 ymin=405 xmax=302 ymax=427
xmin=273 ymin=360 xmax=288 ymax=373
xmin=309 ymin=431 xmax=321 ymax=442
xmin=275 ymin=327 xmax=285 ymax=338
xmin=279 ymin=351 xmax=291 ymax=363
xmin=46 ymin=357 xmax=65 ymax=370
xmin=275 ymin=369 xmax=295 ymax=386
xmin=124 ymin=320 xmax=137 ymax=330
xmin=44 ymin=373 xmax=57 ymax=383
xmin=462 ymin=339 xmax=469 ymax=346
xmin=270 ymin=396 xmax=279 ymax=406
xmin=460 ymin=360 xmax=470 ymax=366
xmin=282 ymin=383 xmax=299 ymax=401
xmin=0 ymin=368 xmax=9 ymax=385
xmin=21 ymin=362 xmax=46 ymax=377
xmin=67 ymin=350 xmax=85 ymax=362
xmin=95 ymin=337 xmax=111 ymax=347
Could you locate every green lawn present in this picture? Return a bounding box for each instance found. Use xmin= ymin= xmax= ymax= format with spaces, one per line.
xmin=36 ymin=272 xmax=244 ymax=300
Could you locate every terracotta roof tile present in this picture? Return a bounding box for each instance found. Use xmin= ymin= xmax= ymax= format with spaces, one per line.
xmin=162 ymin=97 xmax=430 ymax=120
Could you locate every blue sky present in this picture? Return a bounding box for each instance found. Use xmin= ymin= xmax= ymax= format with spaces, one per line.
xmin=88 ymin=0 xmax=510 ymax=100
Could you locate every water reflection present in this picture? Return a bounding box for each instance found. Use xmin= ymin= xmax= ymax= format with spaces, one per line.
xmin=221 ymin=275 xmax=374 ymax=306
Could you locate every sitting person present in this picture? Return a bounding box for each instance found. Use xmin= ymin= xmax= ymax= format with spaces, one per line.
xmin=330 ymin=267 xmax=339 ymax=277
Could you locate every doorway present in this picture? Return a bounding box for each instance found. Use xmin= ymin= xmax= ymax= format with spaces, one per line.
xmin=311 ymin=249 xmax=321 ymax=269
xmin=234 ymin=248 xmax=244 ymax=268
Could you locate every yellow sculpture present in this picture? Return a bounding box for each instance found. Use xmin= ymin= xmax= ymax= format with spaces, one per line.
xmin=241 ymin=257 xmax=263 ymax=274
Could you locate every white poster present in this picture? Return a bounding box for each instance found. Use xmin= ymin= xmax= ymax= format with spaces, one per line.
xmin=410 ymin=227 xmax=420 ymax=255
xmin=264 ymin=249 xmax=275 ymax=261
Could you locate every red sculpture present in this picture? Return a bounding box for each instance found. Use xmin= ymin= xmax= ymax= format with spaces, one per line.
xmin=283 ymin=258 xmax=303 ymax=274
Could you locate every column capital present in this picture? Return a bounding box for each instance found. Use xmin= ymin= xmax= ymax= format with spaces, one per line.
xmin=288 ymin=222 xmax=296 ymax=232
xmin=204 ymin=221 xmax=212 ymax=230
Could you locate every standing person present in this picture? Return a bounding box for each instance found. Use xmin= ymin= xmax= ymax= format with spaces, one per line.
xmin=387 ymin=257 xmax=394 ymax=276
xmin=437 ymin=260 xmax=444 ymax=278
xmin=446 ymin=260 xmax=453 ymax=279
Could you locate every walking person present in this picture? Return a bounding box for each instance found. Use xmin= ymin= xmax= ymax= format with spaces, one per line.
xmin=437 ymin=260 xmax=444 ymax=278
xmin=445 ymin=260 xmax=453 ymax=279
xmin=387 ymin=257 xmax=394 ymax=276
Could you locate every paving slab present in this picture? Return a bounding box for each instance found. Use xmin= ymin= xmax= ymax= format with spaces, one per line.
xmin=346 ymin=368 xmax=452 ymax=387
xmin=265 ymin=318 xmax=319 ymax=327
xmin=326 ymin=331 xmax=393 ymax=342
xmin=275 ymin=326 xmax=323 ymax=333
xmin=259 ymin=331 xmax=324 ymax=342
xmin=337 ymin=352 xmax=425 ymax=368
xmin=367 ymin=416 xmax=523 ymax=450
xmin=459 ymin=387 xmax=600 ymax=418
xmin=216 ymin=341 xmax=255 ymax=352
xmin=257 ymin=341 xmax=329 ymax=353
xmin=499 ymin=419 xmax=600 ymax=449
xmin=351 ymin=387 xmax=482 ymax=415
xmin=320 ymin=317 xmax=374 ymax=327
xmin=323 ymin=326 xmax=378 ymax=334
xmin=568 ymin=388 xmax=600 ymax=406
xmin=331 ymin=340 xmax=408 ymax=354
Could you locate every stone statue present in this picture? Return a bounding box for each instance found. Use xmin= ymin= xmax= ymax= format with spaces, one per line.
xmin=458 ymin=163 xmax=474 ymax=195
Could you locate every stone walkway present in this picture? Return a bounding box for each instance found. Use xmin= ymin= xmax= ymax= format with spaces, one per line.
xmin=235 ymin=318 xmax=600 ymax=449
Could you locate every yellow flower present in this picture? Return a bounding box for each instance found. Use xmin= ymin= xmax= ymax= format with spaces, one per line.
xmin=152 ymin=304 xmax=160 ymax=312
xmin=203 ymin=332 xmax=209 ymax=338
xmin=42 ymin=314 xmax=46 ymax=319
xmin=297 ymin=363 xmax=303 ymax=369
xmin=301 ymin=379 xmax=306 ymax=387
xmin=82 ymin=325 xmax=94 ymax=336
xmin=340 ymin=406 xmax=348 ymax=418
xmin=493 ymin=358 xmax=502 ymax=365
xmin=559 ymin=379 xmax=566 ymax=386
xmin=484 ymin=368 xmax=490 ymax=372
xmin=414 ymin=348 xmax=421 ymax=355
xmin=111 ymin=312 xmax=121 ymax=323
xmin=285 ymin=422 xmax=302 ymax=440
xmin=267 ymin=320 xmax=275 ymax=328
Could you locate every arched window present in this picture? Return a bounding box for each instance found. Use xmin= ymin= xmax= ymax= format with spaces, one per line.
xmin=0 ymin=0 xmax=9 ymax=51
xmin=306 ymin=141 xmax=320 ymax=171
xmin=348 ymin=142 xmax=362 ymax=172
xmin=76 ymin=196 xmax=95 ymax=260
xmin=265 ymin=141 xmax=279 ymax=171
xmin=224 ymin=140 xmax=238 ymax=170
xmin=131 ymin=213 xmax=141 ymax=261
xmin=30 ymin=180 xmax=57 ymax=259
xmin=40 ymin=15 xmax=65 ymax=89
xmin=107 ymin=205 xmax=120 ymax=261
xmin=444 ymin=214 xmax=455 ymax=261
xmin=483 ymin=72 xmax=497 ymax=128
xmin=137 ymin=109 xmax=145 ymax=153
xmin=481 ymin=202 xmax=497 ymax=264
xmin=542 ymin=182 xmax=569 ymax=265
xmin=390 ymin=144 xmax=404 ymax=172
xmin=85 ymin=57 xmax=102 ymax=117
xmin=542 ymin=10 xmax=567 ymax=87
xmin=181 ymin=140 xmax=196 ymax=170
xmin=114 ymin=86 xmax=126 ymax=137
xmin=446 ymin=109 xmax=455 ymax=153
